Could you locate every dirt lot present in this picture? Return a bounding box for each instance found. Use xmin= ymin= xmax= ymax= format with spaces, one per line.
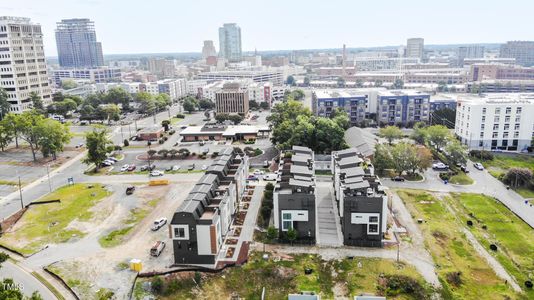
xmin=40 ymin=181 xmax=197 ymax=299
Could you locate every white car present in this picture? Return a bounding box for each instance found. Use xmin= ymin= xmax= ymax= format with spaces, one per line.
xmin=432 ymin=162 xmax=448 ymax=170
xmin=103 ymin=159 xmax=115 ymax=165
xmin=150 ymin=170 xmax=164 ymax=177
xmin=172 ymin=165 xmax=181 ymax=171
xmin=120 ymin=164 xmax=129 ymax=172
xmin=254 ymin=169 xmax=265 ymax=175
xmin=151 ymin=218 xmax=167 ymax=231
xmin=263 ymin=173 xmax=278 ymax=181
xmin=201 ymin=165 xmax=208 ymax=170
xmin=473 ymin=162 xmax=484 ymax=170
xmin=107 ymin=157 xmax=118 ymax=162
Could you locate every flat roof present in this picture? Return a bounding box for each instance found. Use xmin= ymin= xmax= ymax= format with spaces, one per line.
xmin=378 ymin=90 xmax=430 ymax=97
xmin=457 ymin=93 xmax=534 ymax=105
xmin=290 ymin=164 xmax=314 ymax=175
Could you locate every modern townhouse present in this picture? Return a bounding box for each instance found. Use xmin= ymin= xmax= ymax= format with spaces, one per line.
xmin=273 ymin=146 xmax=317 ymax=242
xmin=170 ymin=148 xmax=248 ymax=265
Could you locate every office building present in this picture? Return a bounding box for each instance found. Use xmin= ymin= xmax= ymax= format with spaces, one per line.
xmin=500 ymin=41 xmax=534 ymax=67
xmin=219 ymin=23 xmax=242 ymax=62
xmin=202 ymin=40 xmax=217 ymax=59
xmin=0 ymin=16 xmax=52 ymax=113
xmin=455 ymin=93 xmax=534 ymax=152
xmin=332 ymin=148 xmax=387 ymax=247
xmin=55 ymin=18 xmax=104 ymax=68
xmin=377 ymin=90 xmax=430 ymax=126
xmin=273 ymin=146 xmax=317 ymax=242
xmin=195 ymin=70 xmax=283 ymax=85
xmin=406 ymin=38 xmax=424 ymax=60
xmin=147 ymin=58 xmax=175 ymax=79
xmin=170 ymin=148 xmax=249 ymax=265
xmin=457 ymin=45 xmax=485 ymax=66
xmin=51 ymin=67 xmax=121 ymax=86
xmin=215 ymin=82 xmax=249 ymax=115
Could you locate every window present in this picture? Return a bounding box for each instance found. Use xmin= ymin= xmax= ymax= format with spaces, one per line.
xmin=503 ymin=132 xmax=509 ymax=139
xmin=481 ymin=116 xmax=486 ymax=122
xmin=515 ymin=116 xmax=521 ymax=123
xmin=504 ymin=124 xmax=509 ymax=130
xmin=505 ymin=116 xmax=510 ymax=123
xmin=282 ymin=221 xmax=292 ymax=230
xmin=516 ymin=107 xmax=522 ymax=114
xmin=495 ymin=108 xmax=501 ymax=114
xmin=505 ymin=107 xmax=511 ymax=114
xmin=174 ymin=227 xmax=185 ymax=238
xmin=480 ymin=124 xmax=485 ymax=130
xmin=514 ymin=132 xmax=519 ymax=138
xmin=479 ymin=141 xmax=484 ymax=147
xmin=493 ymin=124 xmax=499 ymax=130
xmin=368 ymin=224 xmax=378 ymax=233
xmin=172 ymin=225 xmax=189 ymax=240
xmin=369 ymin=216 xmax=378 ymax=222
xmin=515 ymin=124 xmax=520 ymax=130
xmin=492 ymin=132 xmax=498 ymax=138
xmin=482 ymin=108 xmax=486 ymax=114
xmin=480 ymin=132 xmax=484 ymax=138
xmin=494 ymin=116 xmax=500 ymax=123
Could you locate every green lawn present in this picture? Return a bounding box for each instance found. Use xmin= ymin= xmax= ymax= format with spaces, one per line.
xmin=136 ymin=253 xmax=431 ymax=299
xmin=515 ymin=187 xmax=534 ymax=199
xmin=396 ymin=189 xmax=520 ymax=300
xmin=448 ymin=173 xmax=474 ymax=185
xmin=0 ymin=184 xmax=111 ymax=255
xmin=448 ymin=193 xmax=534 ymax=298
xmin=99 ymin=198 xmax=160 ymax=248
xmin=170 ymin=117 xmax=184 ymax=124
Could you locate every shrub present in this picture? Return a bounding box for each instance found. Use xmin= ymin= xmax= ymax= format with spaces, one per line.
xmin=378 ymin=275 xmax=427 ymax=299
xmin=123 ymin=139 xmax=129 ymax=147
xmin=114 ymin=145 xmax=122 ymax=151
xmin=525 ymin=280 xmax=533 ymax=289
xmin=169 ymin=130 xmax=175 ymax=135
xmin=163 ymin=136 xmax=168 ymax=141
xmin=194 ymin=271 xmax=202 ymax=286
xmin=489 ymin=244 xmax=498 ymax=251
xmin=446 ymin=271 xmax=463 ymax=287
xmin=265 ymin=182 xmax=275 ymax=191
xmin=151 ymin=277 xmax=164 ymax=294
xmin=176 ymin=113 xmax=185 ymax=118
xmin=158 ymin=138 xmax=164 ymax=144
xmin=469 ymin=150 xmax=494 ymax=160
xmin=439 ymin=172 xmax=451 ymax=181
xmin=466 ymin=220 xmax=473 ymax=226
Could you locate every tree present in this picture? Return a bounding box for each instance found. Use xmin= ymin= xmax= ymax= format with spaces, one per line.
xmin=83 ymin=126 xmax=112 ymax=171
xmin=431 ymin=108 xmax=456 ymax=128
xmin=286 ymin=227 xmax=297 ymax=245
xmin=437 ymin=81 xmax=447 ymax=92
xmin=0 ymin=123 xmax=13 ymax=151
xmin=155 ymin=93 xmax=171 ymax=111
xmin=259 ymin=102 xmax=269 ymax=110
xmin=372 ymin=144 xmax=393 ymax=174
xmin=330 ymin=108 xmax=350 ymax=130
xmin=416 ymin=146 xmax=433 ymax=173
xmin=411 ymin=122 xmax=427 ymax=144
xmin=157 ymin=149 xmax=169 ymax=158
xmin=2 ymin=114 xmax=22 ymax=147
xmin=379 ymin=126 xmax=403 ymax=145
xmin=169 ymin=149 xmax=179 ymax=158
xmin=303 ymin=76 xmax=310 ymax=86
xmin=48 ymin=98 xmax=77 ymax=117
xmin=355 ymin=79 xmax=364 ymax=88
xmin=36 ymin=119 xmax=72 ymax=160
xmin=393 ymin=79 xmax=404 ymax=89
xmin=61 ymin=79 xmax=78 ymax=90
xmin=136 ymin=92 xmax=155 ymax=115
xmin=80 ymin=104 xmax=96 ymax=121
xmin=446 ymin=140 xmax=467 ymax=166
xmin=266 ymin=226 xmax=278 ymax=243
xmin=98 ymin=104 xmax=121 ymax=124
xmin=286 ymin=75 xmax=295 ymax=86
xmin=106 ymin=87 xmax=132 ymax=111
xmin=0 ymin=88 xmax=10 ymax=120
xmin=215 ymin=113 xmax=230 ymax=124
xmin=161 ymin=120 xmax=170 ymax=131
xmin=504 ymin=168 xmax=533 ymax=188
xmin=29 ymin=91 xmax=44 ymax=112
xmin=291 ymin=89 xmax=305 ymax=100
xmin=147 ymin=149 xmax=157 ymax=158
xmin=228 ymin=114 xmax=243 ymax=125
xmin=425 ymin=125 xmax=451 ymax=149
xmin=374 ymin=80 xmax=383 ymax=87
xmin=177 ymin=148 xmax=190 ymax=159
xmin=337 ymin=77 xmax=346 ymax=88
xmin=249 ymin=100 xmax=259 ymax=110
xmin=182 ymin=97 xmax=198 ymax=113
xmin=391 ymin=143 xmax=415 ymax=176
xmin=17 ymin=111 xmax=45 ymax=161
xmin=198 ymin=98 xmax=214 ymax=110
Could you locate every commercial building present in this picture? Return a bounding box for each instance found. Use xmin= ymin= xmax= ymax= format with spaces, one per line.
xmin=0 ymin=16 xmax=52 ymax=113
xmin=215 ymin=82 xmax=249 ymax=115
xmin=353 ymin=57 xmax=419 ymax=72
xmin=55 ymin=18 xmax=104 ymax=68
xmin=179 ymin=123 xmax=270 ymax=142
xmin=195 ymin=70 xmax=283 ymax=85
xmin=332 ymin=148 xmax=387 ymax=247
xmin=147 ymin=58 xmax=175 ymax=79
xmin=170 ymin=148 xmax=249 ymax=265
xmin=469 ymin=64 xmax=534 ymax=82
xmin=273 ymin=146 xmax=317 ymax=242
xmin=457 ymin=45 xmax=485 ymax=66
xmin=455 ymin=93 xmax=534 ymax=152
xmin=202 ymin=40 xmax=217 ymax=59
xmin=377 ymin=90 xmax=430 ymax=126
xmin=219 ymin=23 xmax=242 ymax=62
xmin=136 ymin=126 xmax=164 ymax=141
xmin=51 ymin=67 xmax=121 ymax=86
xmin=500 ymin=41 xmax=534 ymax=67
xmin=406 ymin=38 xmax=424 ymax=60
xmin=466 ymin=80 xmax=534 ymax=93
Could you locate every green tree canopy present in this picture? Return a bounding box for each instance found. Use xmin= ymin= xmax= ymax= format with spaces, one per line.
xmin=379 ymin=125 xmax=403 ymax=144
xmin=0 ymin=88 xmax=10 ymax=120
xmin=83 ymin=126 xmax=112 ymax=171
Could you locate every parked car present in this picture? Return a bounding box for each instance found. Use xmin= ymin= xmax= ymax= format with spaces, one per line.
xmin=391 ymin=176 xmax=405 ymax=182
xmin=125 ymin=186 xmax=135 ymax=195
xmin=120 ymin=164 xmax=130 ymax=172
xmin=151 ymin=218 xmax=167 ymax=231
xmin=150 ymin=241 xmax=166 ymax=257
xmin=107 ymin=157 xmax=118 ymax=162
xmin=150 ymin=170 xmax=164 ymax=177
xmin=460 ymin=165 xmax=470 ymax=173
xmin=127 ymin=164 xmax=136 ymax=171
xmin=102 ymin=161 xmax=113 ymax=167
xmin=473 ymin=162 xmax=484 ymax=170
xmin=141 ymin=165 xmax=156 ymax=171
xmin=432 ymin=162 xmax=449 ymax=170
xmin=201 ymin=165 xmax=208 ymax=170
xmin=180 ymin=125 xmax=187 ymax=129
xmin=75 ymin=143 xmax=84 ymax=148
xmin=253 ymin=169 xmax=265 ymax=175
xmin=247 ymin=175 xmax=259 ymax=181
xmin=263 ymin=173 xmax=278 ymax=181
xmin=187 ymin=164 xmax=195 ymax=171
xmin=263 ymin=160 xmax=270 ymax=168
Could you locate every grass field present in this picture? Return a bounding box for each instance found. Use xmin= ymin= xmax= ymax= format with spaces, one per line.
xmin=99 ymin=198 xmax=159 ymax=248
xmin=135 ymin=253 xmax=431 ymax=299
xmin=448 ymin=173 xmax=474 ymax=185
xmin=448 ymin=193 xmax=534 ymax=298
xmin=0 ymin=184 xmax=111 ymax=255
xmin=396 ymin=189 xmax=520 ymax=299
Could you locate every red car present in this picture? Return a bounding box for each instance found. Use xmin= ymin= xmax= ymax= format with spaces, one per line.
xmin=127 ymin=164 xmax=136 ymax=171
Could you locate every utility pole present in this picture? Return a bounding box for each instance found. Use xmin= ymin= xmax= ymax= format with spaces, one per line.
xmin=120 ymin=122 xmax=124 ymax=142
xmin=18 ymin=176 xmax=23 ymax=209
xmin=167 ymin=106 xmax=171 ymax=119
xmin=46 ymin=164 xmax=52 ymax=192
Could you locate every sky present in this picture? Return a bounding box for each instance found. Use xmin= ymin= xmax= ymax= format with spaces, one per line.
xmin=2 ymin=0 xmax=534 ymax=57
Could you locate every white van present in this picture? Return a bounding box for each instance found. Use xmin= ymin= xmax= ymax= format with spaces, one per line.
xmin=150 ymin=241 xmax=166 ymax=257
xmin=263 ymin=173 xmax=278 ymax=181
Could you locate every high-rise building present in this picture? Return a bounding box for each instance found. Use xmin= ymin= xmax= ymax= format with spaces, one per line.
xmin=457 ymin=45 xmax=485 ymax=66
xmin=215 ymin=82 xmax=249 ymax=115
xmin=0 ymin=16 xmax=52 ymax=113
xmin=55 ymin=18 xmax=104 ymax=68
xmin=218 ymin=23 xmax=242 ymax=62
xmin=201 ymin=40 xmax=217 ymax=59
xmin=147 ymin=58 xmax=175 ymax=78
xmin=406 ymin=38 xmax=424 ymax=60
xmin=500 ymin=41 xmax=534 ymax=67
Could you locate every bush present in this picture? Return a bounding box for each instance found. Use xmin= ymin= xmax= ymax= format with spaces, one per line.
xmin=489 ymin=244 xmax=498 ymax=251
xmin=445 ymin=271 xmax=463 ymax=287
xmin=265 ymin=182 xmax=275 ymax=191
xmin=525 ymin=280 xmax=533 ymax=289
xmin=466 ymin=220 xmax=473 ymax=226
xmin=163 ymin=136 xmax=168 ymax=141
xmin=123 ymin=139 xmax=129 ymax=147
xmin=439 ymin=172 xmax=451 ymax=181
xmin=194 ymin=271 xmax=202 ymax=286
xmin=114 ymin=145 xmax=122 ymax=151
xmin=378 ymin=275 xmax=427 ymax=299
xmin=151 ymin=277 xmax=164 ymax=294
xmin=158 ymin=138 xmax=164 ymax=144
xmin=469 ymin=150 xmax=494 ymax=161
xmin=169 ymin=130 xmax=175 ymax=135
xmin=176 ymin=113 xmax=185 ymax=119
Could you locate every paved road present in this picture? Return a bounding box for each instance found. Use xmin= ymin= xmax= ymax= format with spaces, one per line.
xmin=384 ymin=161 xmax=534 ymax=228
xmin=0 ymin=260 xmax=56 ymax=299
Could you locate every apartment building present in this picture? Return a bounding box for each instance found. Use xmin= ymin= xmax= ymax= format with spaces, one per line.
xmin=195 ymin=70 xmax=283 ymax=86
xmin=140 ymin=78 xmax=186 ymax=100
xmin=377 ymin=90 xmax=430 ymax=126
xmin=429 ymin=94 xmax=457 ymax=112
xmin=55 ymin=18 xmax=104 ymax=68
xmin=170 ymin=148 xmax=248 ymax=265
xmin=215 ymin=82 xmax=249 ymax=115
xmin=0 ymin=17 xmax=52 ymax=113
xmin=455 ymin=93 xmax=534 ymax=152
xmin=273 ymin=146 xmax=317 ymax=242
xmin=197 ymin=79 xmax=284 ymax=105
xmin=500 ymin=41 xmax=534 ymax=67
xmin=51 ymin=67 xmax=121 ymax=86
xmin=332 ymin=148 xmax=388 ymax=247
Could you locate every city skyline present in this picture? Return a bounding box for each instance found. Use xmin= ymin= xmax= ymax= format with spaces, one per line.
xmin=3 ymin=0 xmax=534 ymax=56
